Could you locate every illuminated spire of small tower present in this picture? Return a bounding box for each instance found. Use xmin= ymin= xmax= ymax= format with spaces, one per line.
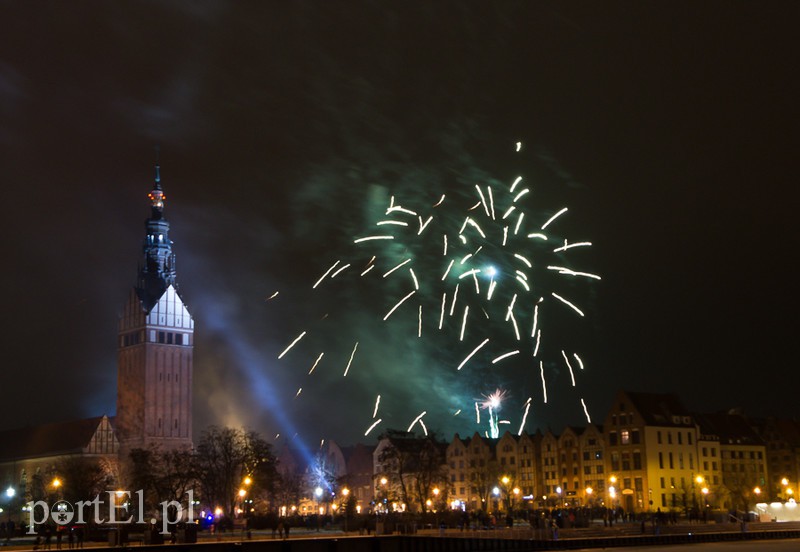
xmin=137 ymin=158 xmax=177 ymax=309
xmin=147 ymin=165 xmax=167 ymax=218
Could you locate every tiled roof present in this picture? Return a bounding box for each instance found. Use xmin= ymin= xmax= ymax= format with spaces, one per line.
xmin=625 ymin=391 xmax=694 ymax=426
xmin=695 ymin=412 xmax=764 ymax=445
xmin=0 ymin=416 xmax=108 ymax=462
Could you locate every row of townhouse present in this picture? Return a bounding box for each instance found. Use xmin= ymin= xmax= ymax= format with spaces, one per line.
xmin=442 ymin=390 xmax=799 ymax=514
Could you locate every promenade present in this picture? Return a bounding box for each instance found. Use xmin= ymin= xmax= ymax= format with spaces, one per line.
xmin=0 ymin=520 xmax=798 ymax=552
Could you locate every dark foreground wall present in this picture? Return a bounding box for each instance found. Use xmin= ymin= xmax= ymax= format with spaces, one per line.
xmin=93 ymin=530 xmax=800 ymax=552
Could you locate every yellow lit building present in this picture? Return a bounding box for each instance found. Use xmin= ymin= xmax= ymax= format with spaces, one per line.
xmin=604 ymin=390 xmax=700 ymax=514
xmin=696 ymin=412 xmax=768 ymax=512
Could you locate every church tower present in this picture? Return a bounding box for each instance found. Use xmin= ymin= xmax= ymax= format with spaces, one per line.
xmin=117 ymin=165 xmax=193 ymax=451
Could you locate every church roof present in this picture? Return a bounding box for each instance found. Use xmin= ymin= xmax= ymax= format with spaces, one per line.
xmin=0 ymin=416 xmax=113 ymax=462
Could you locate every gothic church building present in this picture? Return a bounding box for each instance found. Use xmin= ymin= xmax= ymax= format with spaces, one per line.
xmin=0 ymin=165 xmax=194 ymax=496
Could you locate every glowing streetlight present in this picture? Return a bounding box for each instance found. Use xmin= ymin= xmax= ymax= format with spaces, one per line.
xmin=238 ymin=489 xmax=247 ymax=498
xmin=52 ymin=478 xmax=61 ymax=488
xmin=243 ymin=476 xmax=252 ymax=486
xmin=380 ymin=477 xmax=388 ymax=486
xmin=432 ymin=487 xmax=440 ymax=497
xmin=5 ymin=487 xmax=15 ymax=499
xmin=501 ymin=476 xmax=510 ymax=486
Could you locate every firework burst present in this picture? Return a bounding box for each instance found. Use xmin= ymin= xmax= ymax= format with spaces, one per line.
xmin=276 ymin=142 xmax=599 ymax=439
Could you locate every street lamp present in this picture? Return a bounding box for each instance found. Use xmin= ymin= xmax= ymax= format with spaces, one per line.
xmin=340 ymin=488 xmax=351 ymax=532
xmin=585 ymin=487 xmax=593 ymax=507
xmin=500 ymin=476 xmax=510 ymax=511
xmin=378 ymin=478 xmax=388 ymax=512
xmin=5 ymin=486 xmax=14 ymax=499
xmin=694 ymin=475 xmax=705 ymax=510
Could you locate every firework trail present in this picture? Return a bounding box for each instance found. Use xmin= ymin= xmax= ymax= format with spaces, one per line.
xmin=276 ymin=142 xmax=599 ymax=438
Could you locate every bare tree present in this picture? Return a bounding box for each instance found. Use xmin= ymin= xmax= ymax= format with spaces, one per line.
xmin=195 ymin=426 xmax=277 ymax=516
xmin=377 ymin=430 xmax=447 ymax=513
xmin=411 ymin=435 xmax=448 ymax=513
xmin=126 ymin=446 xmax=196 ymax=518
xmin=53 ymin=457 xmax=113 ymax=521
xmin=470 ymin=458 xmax=501 ymax=511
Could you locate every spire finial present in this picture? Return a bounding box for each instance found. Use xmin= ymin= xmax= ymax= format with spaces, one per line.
xmin=154 ymin=145 xmax=161 ymax=186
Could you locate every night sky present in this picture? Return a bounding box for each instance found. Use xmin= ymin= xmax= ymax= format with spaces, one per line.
xmin=1 ymin=1 xmax=798 ymax=447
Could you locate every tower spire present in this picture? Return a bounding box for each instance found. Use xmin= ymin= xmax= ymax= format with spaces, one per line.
xmin=138 ymin=157 xmax=177 ymax=310
xmin=154 ymin=145 xmax=162 ymax=189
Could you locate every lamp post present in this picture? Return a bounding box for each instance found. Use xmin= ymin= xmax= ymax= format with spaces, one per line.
xmin=585 ymin=487 xmax=594 ymax=507
xmin=51 ymin=477 xmax=62 ymax=504
xmin=694 ymin=475 xmax=704 ymax=513
xmin=501 ymin=476 xmax=510 ymax=512
xmin=5 ymin=486 xmax=14 ymax=512
xmin=377 ymin=477 xmax=388 ymax=513
xmin=608 ymin=476 xmax=617 ymax=511
xmin=341 ymin=488 xmax=350 ymax=532
xmin=780 ymin=478 xmax=790 ymax=502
